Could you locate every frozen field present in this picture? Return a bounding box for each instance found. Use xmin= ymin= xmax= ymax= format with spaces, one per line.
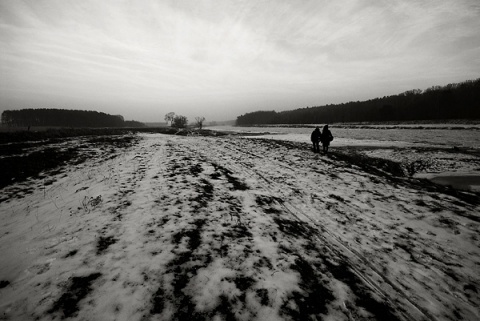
xmin=212 ymin=125 xmax=480 ymax=191
xmin=211 ymin=125 xmax=480 ymax=148
xmin=1 ymin=131 xmax=479 ymax=320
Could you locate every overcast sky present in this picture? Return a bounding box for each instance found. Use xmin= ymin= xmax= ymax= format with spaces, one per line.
xmin=1 ymin=0 xmax=479 ymax=122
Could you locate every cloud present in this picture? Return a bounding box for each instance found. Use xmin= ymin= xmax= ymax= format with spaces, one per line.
xmin=1 ymin=0 xmax=479 ymax=121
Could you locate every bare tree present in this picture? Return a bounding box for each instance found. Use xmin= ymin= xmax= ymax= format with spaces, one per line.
xmin=164 ymin=112 xmax=175 ymax=126
xmin=195 ymin=116 xmax=206 ymax=129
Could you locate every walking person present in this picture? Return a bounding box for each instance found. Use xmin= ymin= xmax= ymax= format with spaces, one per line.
xmin=311 ymin=127 xmax=321 ymax=153
xmin=321 ymin=125 xmax=333 ymax=153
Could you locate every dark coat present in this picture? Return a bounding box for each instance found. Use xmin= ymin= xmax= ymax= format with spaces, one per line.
xmin=321 ymin=128 xmax=333 ymax=145
xmin=311 ymin=128 xmax=321 ymax=142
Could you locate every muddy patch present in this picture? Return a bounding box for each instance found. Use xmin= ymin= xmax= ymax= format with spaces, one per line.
xmin=211 ymin=163 xmax=249 ymax=191
xmin=190 ymin=163 xmax=203 ymax=177
xmin=0 ymin=280 xmax=10 ymax=289
xmin=150 ymin=285 xmax=166 ymax=315
xmin=64 ymin=250 xmax=78 ymax=258
xmin=273 ymin=218 xmax=315 ymax=238
xmin=96 ymin=236 xmax=117 ymax=255
xmin=0 ymin=134 xmax=139 ymax=203
xmin=48 ymin=273 xmax=102 ymax=318
xmin=192 ymin=179 xmax=214 ymax=209
xmin=256 ymin=195 xmax=284 ymax=214
xmin=324 ymin=259 xmax=402 ymax=321
xmin=281 ymin=257 xmax=334 ymax=319
xmin=153 ymin=219 xmax=209 ymax=319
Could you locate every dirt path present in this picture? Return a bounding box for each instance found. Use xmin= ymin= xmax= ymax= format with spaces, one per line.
xmin=1 ymin=133 xmax=479 ymax=321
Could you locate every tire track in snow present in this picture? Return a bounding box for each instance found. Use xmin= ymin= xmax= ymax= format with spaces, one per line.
xmin=57 ymin=136 xmax=174 ymax=320
xmin=149 ymin=136 xmax=362 ymax=320
xmin=148 ymin=137 xmax=282 ymax=320
xmin=200 ymin=136 xmax=477 ymax=321
xmin=262 ymin=140 xmax=478 ymax=321
xmin=189 ymin=137 xmax=408 ymax=320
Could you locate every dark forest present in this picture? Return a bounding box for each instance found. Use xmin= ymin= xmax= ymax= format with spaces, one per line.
xmin=236 ymin=79 xmax=480 ymax=125
xmin=1 ymin=109 xmax=145 ymax=128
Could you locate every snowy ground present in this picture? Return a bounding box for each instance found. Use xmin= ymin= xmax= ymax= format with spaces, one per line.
xmin=236 ymin=130 xmax=480 ymax=192
xmin=1 ymin=132 xmax=480 ymax=321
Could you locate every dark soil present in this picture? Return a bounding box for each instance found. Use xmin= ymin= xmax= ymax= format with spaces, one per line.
xmin=0 ymin=280 xmax=10 ymax=289
xmin=0 ymin=147 xmax=80 ymax=189
xmin=64 ymin=250 xmax=78 ymax=258
xmin=96 ymin=236 xmax=118 ymax=255
xmin=211 ymin=163 xmax=249 ymax=191
xmin=282 ymin=257 xmax=334 ymax=320
xmin=324 ymin=259 xmax=402 ymax=321
xmin=48 ymin=273 xmax=102 ymax=318
xmin=150 ymin=286 xmax=166 ymax=315
xmin=0 ymin=134 xmax=139 ymax=203
xmin=158 ymin=219 xmax=209 ymax=320
xmin=193 ymin=179 xmax=214 ymax=209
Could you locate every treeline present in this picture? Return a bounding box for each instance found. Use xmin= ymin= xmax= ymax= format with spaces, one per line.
xmin=1 ymin=109 xmax=145 ymax=128
xmin=236 ymin=79 xmax=480 ymax=125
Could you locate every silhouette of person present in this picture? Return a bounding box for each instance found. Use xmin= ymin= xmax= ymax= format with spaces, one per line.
xmin=311 ymin=127 xmax=321 ymax=153
xmin=321 ymin=125 xmax=333 ymax=153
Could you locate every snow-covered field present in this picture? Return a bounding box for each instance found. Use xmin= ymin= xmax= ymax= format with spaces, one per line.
xmin=1 ymin=132 xmax=480 ymax=320
xmin=212 ymin=125 xmax=480 ymax=148
xmin=213 ymin=125 xmax=480 ymax=191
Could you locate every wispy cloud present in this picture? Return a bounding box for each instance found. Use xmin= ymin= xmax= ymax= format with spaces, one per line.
xmin=1 ymin=0 xmax=479 ymax=121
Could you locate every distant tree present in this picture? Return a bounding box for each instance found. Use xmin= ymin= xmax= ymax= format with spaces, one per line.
xmin=172 ymin=115 xmax=188 ymax=128
xmin=124 ymin=120 xmax=146 ymax=127
xmin=0 ymin=109 xmax=127 ymax=127
xmin=164 ymin=112 xmax=175 ymax=126
xmin=1 ymin=110 xmax=13 ymax=126
xmin=195 ymin=116 xmax=206 ymax=129
xmin=235 ymin=78 xmax=480 ymax=125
